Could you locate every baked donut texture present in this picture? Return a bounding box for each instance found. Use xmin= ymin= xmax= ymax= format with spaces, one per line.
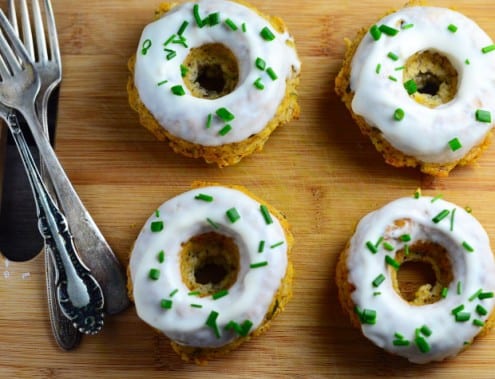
xmin=128 ymin=182 xmax=294 ymax=363
xmin=335 ymin=4 xmax=495 ymax=176
xmin=128 ymin=0 xmax=301 ymax=167
xmin=336 ymin=194 xmax=495 ymax=363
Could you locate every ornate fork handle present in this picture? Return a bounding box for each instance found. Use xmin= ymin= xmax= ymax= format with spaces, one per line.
xmin=7 ymin=112 xmax=104 ymax=335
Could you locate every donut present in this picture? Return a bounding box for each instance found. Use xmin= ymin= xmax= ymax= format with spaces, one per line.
xmin=128 ymin=182 xmax=294 ymax=363
xmin=336 ymin=192 xmax=495 ymax=363
xmin=127 ymin=0 xmax=301 ymax=167
xmin=335 ymin=4 xmax=495 ymax=176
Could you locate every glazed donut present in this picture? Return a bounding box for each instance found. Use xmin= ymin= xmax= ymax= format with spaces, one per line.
xmin=128 ymin=0 xmax=300 ymax=167
xmin=128 ymin=183 xmax=293 ymax=363
xmin=335 ymin=5 xmax=495 ymax=176
xmin=336 ymin=194 xmax=495 ymax=364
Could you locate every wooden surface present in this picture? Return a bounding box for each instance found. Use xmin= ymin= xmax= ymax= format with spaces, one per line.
xmin=2 ymin=0 xmax=495 ymax=377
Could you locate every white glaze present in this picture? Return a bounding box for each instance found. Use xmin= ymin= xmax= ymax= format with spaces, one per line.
xmin=134 ymin=0 xmax=300 ymax=146
xmin=347 ymin=196 xmax=495 ymax=364
xmin=129 ymin=186 xmax=288 ymax=348
xmin=350 ymin=6 xmax=495 ymax=164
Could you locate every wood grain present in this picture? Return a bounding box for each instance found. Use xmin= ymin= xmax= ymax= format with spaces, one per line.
xmin=2 ymin=0 xmax=495 ymax=377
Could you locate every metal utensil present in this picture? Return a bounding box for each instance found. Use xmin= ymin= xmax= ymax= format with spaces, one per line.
xmin=0 ymin=2 xmax=129 ymax=316
xmin=7 ymin=0 xmax=82 ymax=349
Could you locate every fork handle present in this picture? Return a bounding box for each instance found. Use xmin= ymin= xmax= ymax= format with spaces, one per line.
xmin=20 ymin=106 xmax=129 ymax=315
xmin=7 ymin=112 xmax=104 ymax=334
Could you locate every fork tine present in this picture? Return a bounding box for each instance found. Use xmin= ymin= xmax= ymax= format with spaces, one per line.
xmin=19 ymin=0 xmax=34 ymax=60
xmin=0 ymin=10 xmax=32 ymax=70
xmin=7 ymin=0 xmax=19 ymax=36
xmin=32 ymin=0 xmax=47 ymax=62
xmin=43 ymin=0 xmax=60 ymax=63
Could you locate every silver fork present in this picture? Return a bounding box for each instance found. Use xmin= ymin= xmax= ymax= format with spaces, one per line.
xmin=0 ymin=9 xmax=106 ymax=334
xmin=8 ymin=0 xmax=80 ymax=350
xmin=8 ymin=0 xmax=130 ymax=318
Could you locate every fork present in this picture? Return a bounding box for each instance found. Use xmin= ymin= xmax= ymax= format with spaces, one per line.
xmin=0 ymin=8 xmax=108 ymax=334
xmin=7 ymin=0 xmax=80 ymax=350
xmin=7 ymin=0 xmax=130 ymax=319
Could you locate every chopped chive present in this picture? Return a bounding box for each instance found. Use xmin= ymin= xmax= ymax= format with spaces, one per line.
xmin=432 ymin=209 xmax=450 ymax=223
xmin=149 ymin=268 xmax=160 ymax=280
xmin=216 ymin=107 xmax=235 ymax=122
xmin=157 ymin=79 xmax=168 ymax=86
xmin=239 ymin=320 xmax=253 ymax=336
xmin=260 ymin=205 xmax=273 ymax=224
xmin=393 ymin=108 xmax=405 ymax=121
xmin=414 ymin=188 xmax=422 ymax=199
xmin=452 ymin=304 xmax=465 ymax=315
xmin=160 ymin=299 xmax=173 ymax=309
xmin=420 ymin=325 xmax=432 ymax=337
xmin=393 ymin=339 xmax=410 ymax=346
xmin=255 ymin=57 xmax=266 ymax=70
xmin=172 ymin=35 xmax=188 ymax=48
xmin=388 ymin=75 xmax=398 ymax=82
xmin=455 ymin=312 xmax=471 ymax=322
xmin=177 ymin=20 xmax=189 ymax=36
xmin=387 ymin=52 xmax=399 ymax=61
xmin=400 ymin=234 xmax=411 ymax=242
xmin=224 ymin=18 xmax=238 ymax=31
xmin=479 ymin=291 xmax=494 ymax=300
xmin=208 ymin=12 xmax=220 ymax=27
xmin=212 ymin=289 xmax=229 ymax=300
xmin=450 ymin=208 xmax=456 ymax=232
xmin=394 ymin=332 xmax=404 ymax=340
xmin=375 ymin=63 xmax=382 ymax=74
xmin=195 ymin=193 xmax=214 ymax=202
xmin=260 ymin=26 xmax=275 ymax=41
xmin=254 ymin=77 xmax=265 ymax=90
xmin=415 ymin=335 xmax=430 ymax=353
xmin=226 ymin=207 xmax=240 ymax=223
xmin=373 ymin=291 xmax=382 ymax=296
xmin=188 ymin=291 xmax=200 ymax=296
xmin=404 ymin=79 xmax=417 ymax=95
xmin=473 ymin=319 xmax=485 ymax=327
xmin=141 ymin=38 xmax=152 ymax=55
xmin=369 ymin=25 xmax=382 ymax=41
xmin=448 ymin=137 xmax=462 ymax=152
xmin=385 ymin=255 xmax=400 ymax=270
xmin=404 ymin=244 xmax=410 ymax=256
xmin=151 ymin=220 xmax=164 ymax=232
xmin=366 ymin=241 xmax=378 ymax=254
xmin=191 ymin=303 xmax=203 ymax=308
xmin=165 ymin=49 xmax=177 ymax=60
xmin=462 ymin=241 xmax=474 ymax=252
xmin=241 ymin=22 xmax=247 ymax=32
xmin=206 ymin=113 xmax=213 ymax=128
xmin=379 ymin=24 xmax=399 ymax=36
xmin=271 ymin=241 xmax=284 ymax=249
xmin=169 ymin=288 xmax=179 ymax=297
xmin=395 ymin=66 xmax=405 ymax=71
xmin=469 ymin=289 xmax=483 ymax=301
xmin=441 ymin=287 xmax=448 ymax=298
xmin=465 ymin=58 xmax=470 ymax=65
xmin=218 ymin=124 xmax=232 ymax=136
xmin=157 ymin=250 xmax=165 ymax=263
xmin=171 ymin=85 xmax=185 ymax=96
xmin=375 ymin=237 xmax=384 ymax=248
xmin=448 ymin=24 xmax=458 ymax=33
xmin=266 ymin=67 xmax=278 ymax=81
xmin=163 ymin=34 xmax=176 ymax=47
xmin=180 ymin=64 xmax=188 ymax=77
xmin=355 ymin=308 xmax=377 ymax=325
xmin=250 ymin=261 xmax=268 ymax=269
xmin=481 ymin=44 xmax=495 ymax=54
xmin=476 ymin=304 xmax=488 ymax=316
xmin=258 ymin=240 xmax=265 ymax=253
xmin=457 ymin=281 xmax=463 ymax=295
xmin=476 ymin=109 xmax=492 ymax=123
xmin=401 ymin=23 xmax=414 ymax=30
xmin=372 ymin=274 xmax=386 ymax=288
xmin=193 ymin=4 xmax=205 ymax=28
xmin=383 ymin=242 xmax=394 ymax=251
xmin=206 ymin=217 xmax=219 ymax=229
xmin=155 ymin=209 xmax=160 ymax=217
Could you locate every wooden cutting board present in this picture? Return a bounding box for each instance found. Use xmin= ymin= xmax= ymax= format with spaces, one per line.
xmin=3 ymin=0 xmax=495 ymax=377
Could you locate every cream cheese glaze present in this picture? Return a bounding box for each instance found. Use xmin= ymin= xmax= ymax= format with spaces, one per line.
xmin=133 ymin=0 xmax=300 ymax=146
xmin=129 ymin=186 xmax=288 ymax=348
xmin=350 ymin=6 xmax=495 ymax=164
xmin=347 ymin=196 xmax=495 ymax=363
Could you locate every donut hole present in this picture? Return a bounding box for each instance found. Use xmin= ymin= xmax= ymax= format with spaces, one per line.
xmin=392 ymin=241 xmax=453 ymax=305
xmin=179 ymin=232 xmax=239 ymax=296
xmin=403 ymin=50 xmax=458 ymax=108
xmin=182 ymin=43 xmax=239 ymax=99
